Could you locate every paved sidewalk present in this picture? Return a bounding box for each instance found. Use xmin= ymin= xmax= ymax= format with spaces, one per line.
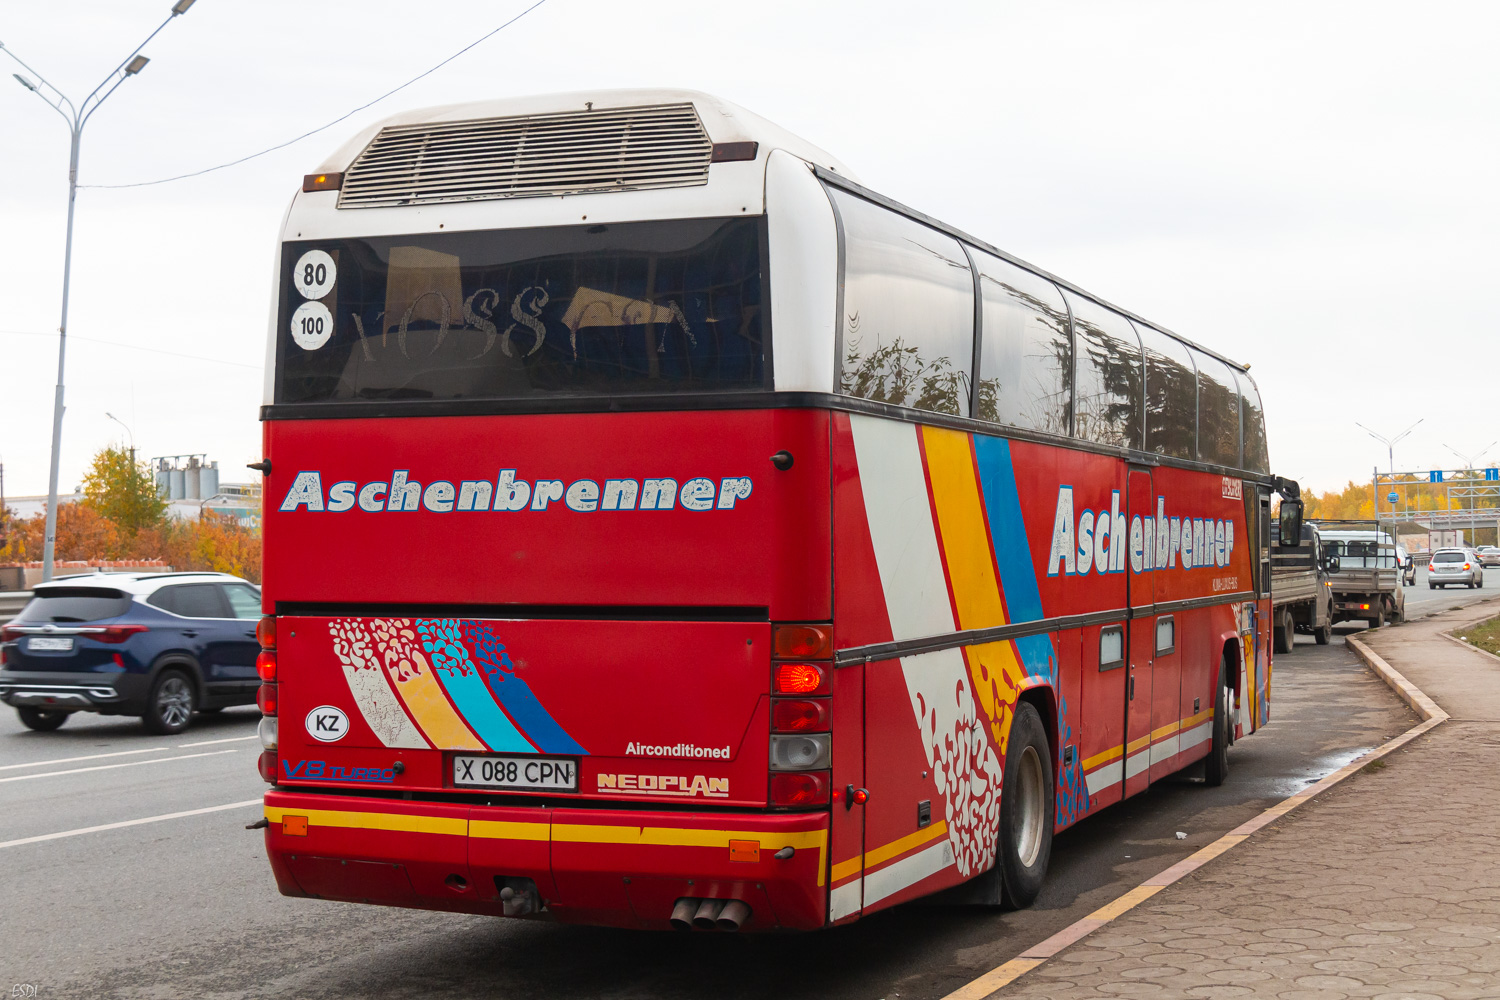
xmin=992 ymin=602 xmax=1500 ymax=1000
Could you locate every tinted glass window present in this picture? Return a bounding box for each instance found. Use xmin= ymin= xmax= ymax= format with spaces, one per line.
xmin=832 ymin=189 xmax=974 ymax=416
xmin=151 ymin=584 xmax=227 ymax=619
xmin=1235 ymin=370 xmax=1270 ymax=473
xmin=971 ymin=250 xmax=1071 ymax=433
xmin=1136 ymin=324 xmax=1197 ymax=461
xmin=18 ymin=588 xmax=131 ymax=623
xmin=222 ymin=584 xmax=262 ymax=620
xmin=1065 ymin=293 xmax=1142 ymax=448
xmin=1156 ymin=616 xmax=1176 ymax=653
xmin=277 ymin=218 xmax=766 ymax=404
xmin=1434 ymin=551 xmax=1464 ymax=563
xmin=1194 ymin=352 xmax=1241 ymax=467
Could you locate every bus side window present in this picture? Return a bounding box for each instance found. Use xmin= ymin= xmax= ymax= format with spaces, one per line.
xmin=830 ymin=188 xmax=975 ymax=417
xmin=1135 ymin=323 xmax=1198 ymax=462
xmin=1099 ymin=626 xmax=1125 ymax=670
xmin=1064 ymin=291 xmax=1143 ymax=450
xmin=969 ymin=248 xmax=1071 ymax=435
xmin=1194 ymin=351 xmax=1242 ymax=468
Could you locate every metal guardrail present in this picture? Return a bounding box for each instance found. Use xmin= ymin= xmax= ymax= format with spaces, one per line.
xmin=0 ymin=591 xmax=31 ymax=620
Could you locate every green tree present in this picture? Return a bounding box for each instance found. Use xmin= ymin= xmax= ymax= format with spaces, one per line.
xmin=79 ymin=446 xmax=166 ymax=535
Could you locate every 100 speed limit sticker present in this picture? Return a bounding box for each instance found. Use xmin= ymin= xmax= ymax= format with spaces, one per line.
xmin=291 ymin=249 xmax=335 ymax=351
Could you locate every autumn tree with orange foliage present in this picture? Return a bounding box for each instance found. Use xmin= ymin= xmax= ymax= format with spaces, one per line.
xmin=0 ymin=447 xmax=261 ymax=582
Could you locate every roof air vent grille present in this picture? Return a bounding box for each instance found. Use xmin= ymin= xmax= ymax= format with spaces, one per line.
xmin=337 ymin=103 xmax=713 ymax=209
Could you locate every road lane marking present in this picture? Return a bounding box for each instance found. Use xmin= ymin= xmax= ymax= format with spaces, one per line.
xmin=0 ymin=747 xmax=172 ymax=771
xmin=0 ymin=749 xmax=242 ymax=783
xmin=0 ymin=798 xmax=262 ymax=850
xmin=177 ymin=734 xmax=259 ymax=748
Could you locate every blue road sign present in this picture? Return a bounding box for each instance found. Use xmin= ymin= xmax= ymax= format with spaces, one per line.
xmin=1486 ymin=468 xmax=1499 ymax=481
xmin=1388 ymin=492 xmax=1399 ymax=503
xmin=1430 ymin=470 xmax=1444 ymax=483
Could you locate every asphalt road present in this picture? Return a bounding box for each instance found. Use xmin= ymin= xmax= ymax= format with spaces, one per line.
xmin=4 ymin=586 xmax=1491 ymax=1000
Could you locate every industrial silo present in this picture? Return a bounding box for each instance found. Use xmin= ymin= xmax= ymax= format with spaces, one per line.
xmin=200 ymin=461 xmax=219 ymax=502
xmin=184 ymin=457 xmax=201 ymax=500
xmin=155 ymin=460 xmax=171 ymax=499
xmin=168 ymin=464 xmax=185 ymax=500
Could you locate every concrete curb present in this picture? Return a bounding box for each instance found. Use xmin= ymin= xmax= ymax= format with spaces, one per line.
xmin=1438 ymin=628 xmax=1500 ymax=668
xmin=943 ymin=638 xmax=1448 ymax=1000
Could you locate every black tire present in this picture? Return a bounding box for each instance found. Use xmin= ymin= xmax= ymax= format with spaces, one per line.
xmin=142 ymin=669 xmax=196 ymax=735
xmin=998 ymin=701 xmax=1053 ymax=909
xmin=17 ymin=706 xmax=69 ymax=731
xmin=1272 ymin=611 xmax=1292 ymax=654
xmin=1371 ymin=608 xmax=1385 ymax=629
xmin=1204 ymin=660 xmax=1231 ymax=786
xmin=1314 ymin=620 xmax=1332 ymax=645
xmin=1429 ymin=583 xmax=1437 ymax=590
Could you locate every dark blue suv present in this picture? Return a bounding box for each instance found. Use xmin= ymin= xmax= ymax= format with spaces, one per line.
xmin=0 ymin=572 xmax=262 ymax=734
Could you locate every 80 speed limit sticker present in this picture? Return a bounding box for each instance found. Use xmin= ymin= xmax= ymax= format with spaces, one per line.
xmin=453 ymin=754 xmax=579 ymax=792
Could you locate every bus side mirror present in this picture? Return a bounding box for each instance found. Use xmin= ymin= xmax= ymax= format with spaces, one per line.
xmin=1278 ymin=499 xmax=1303 ymax=546
xmin=1324 ymin=555 xmax=1340 ymax=574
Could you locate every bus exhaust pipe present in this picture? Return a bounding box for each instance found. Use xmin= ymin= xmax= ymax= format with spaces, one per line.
xmin=670 ymin=897 xmax=698 ymax=930
xmin=691 ymin=898 xmax=725 ymax=929
xmin=716 ymin=899 xmax=752 ymax=932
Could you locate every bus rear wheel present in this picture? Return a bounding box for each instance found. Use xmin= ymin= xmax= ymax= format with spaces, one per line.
xmin=998 ymin=701 xmax=1053 ymax=909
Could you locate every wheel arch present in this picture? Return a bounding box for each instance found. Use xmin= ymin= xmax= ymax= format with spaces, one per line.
xmin=147 ymin=652 xmax=206 ymax=700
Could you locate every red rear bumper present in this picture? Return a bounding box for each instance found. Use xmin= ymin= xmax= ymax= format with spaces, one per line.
xmin=263 ymin=791 xmax=830 ymax=930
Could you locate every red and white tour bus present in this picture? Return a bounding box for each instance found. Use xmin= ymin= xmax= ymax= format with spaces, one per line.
xmin=254 ymin=90 xmax=1288 ymax=932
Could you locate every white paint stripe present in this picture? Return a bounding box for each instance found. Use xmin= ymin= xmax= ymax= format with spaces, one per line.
xmin=863 ymin=839 xmax=955 ymax=907
xmin=1084 ymin=759 xmax=1123 ymax=797
xmin=1148 ymin=733 xmax=1181 ymax=766
xmin=0 ymin=798 xmax=262 ymax=850
xmin=1179 ymin=721 xmax=1213 ymax=751
xmin=849 ymin=414 xmax=956 ymax=642
xmin=830 ymin=880 xmax=862 ymax=921
xmin=0 ymin=749 xmax=241 ymax=783
xmin=177 ymin=734 xmax=259 ymax=748
xmin=1125 ymin=749 xmax=1150 ymax=779
xmin=0 ymin=746 xmax=171 ymax=771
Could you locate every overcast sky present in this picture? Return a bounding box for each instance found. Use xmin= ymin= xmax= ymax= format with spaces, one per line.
xmin=2 ymin=0 xmax=1495 ymax=499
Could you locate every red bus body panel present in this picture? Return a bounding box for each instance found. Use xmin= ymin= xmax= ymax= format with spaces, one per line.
xmin=260 ymin=407 xmax=1270 ymax=929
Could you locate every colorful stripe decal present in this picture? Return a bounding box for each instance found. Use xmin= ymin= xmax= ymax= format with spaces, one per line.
xmin=385 ymin=652 xmax=486 ymax=751
xmin=328 ymin=620 xmax=429 ymax=749
xmin=417 ymin=621 xmax=534 ymax=753
xmin=972 ymin=436 xmax=1056 ymax=675
xmin=461 ymin=621 xmax=588 ymax=755
xmin=849 ymin=415 xmax=957 ymax=641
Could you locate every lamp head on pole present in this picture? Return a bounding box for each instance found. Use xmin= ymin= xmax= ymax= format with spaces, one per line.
xmin=171 ymin=0 xmax=196 ymax=13
xmin=12 ymin=73 xmax=37 ymax=92
xmin=124 ymin=55 xmax=150 ymax=76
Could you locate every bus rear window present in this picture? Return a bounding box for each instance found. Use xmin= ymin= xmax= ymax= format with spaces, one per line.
xmin=276 ymin=217 xmax=766 ymax=404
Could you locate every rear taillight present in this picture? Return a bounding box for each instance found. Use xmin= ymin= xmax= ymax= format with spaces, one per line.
xmin=770 ymin=623 xmax=834 ymax=809
xmin=258 ymin=715 xmax=278 ymax=750
xmin=95 ymin=625 xmax=149 ymax=643
xmin=770 ymin=734 xmax=832 ymax=770
xmin=1465 ymin=563 xmax=1472 ymax=570
xmin=772 ymin=699 xmax=829 ymax=733
xmin=770 ymin=771 xmax=830 ymax=807
xmin=774 ymin=662 xmax=829 ymax=695
xmin=257 ymin=750 xmax=277 ymax=785
xmin=256 ymin=650 xmax=277 ymax=682
xmin=0 ymin=625 xmax=21 ymax=642
xmin=257 ymin=683 xmax=277 ymax=716
xmin=1429 ymin=564 xmax=1436 ymax=572
xmin=773 ymin=624 xmax=832 ymax=659
xmin=256 ymin=615 xmax=276 ymax=649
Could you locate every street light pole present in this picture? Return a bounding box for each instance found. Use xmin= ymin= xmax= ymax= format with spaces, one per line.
xmin=104 ymin=412 xmax=135 ymax=465
xmin=1444 ymin=441 xmax=1498 ymax=548
xmin=2 ymin=0 xmax=195 ymax=582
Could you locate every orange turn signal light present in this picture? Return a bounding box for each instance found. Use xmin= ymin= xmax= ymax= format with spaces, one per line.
xmin=773 ymin=624 xmax=832 ymax=660
xmin=302 ymin=171 xmax=344 ymax=192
